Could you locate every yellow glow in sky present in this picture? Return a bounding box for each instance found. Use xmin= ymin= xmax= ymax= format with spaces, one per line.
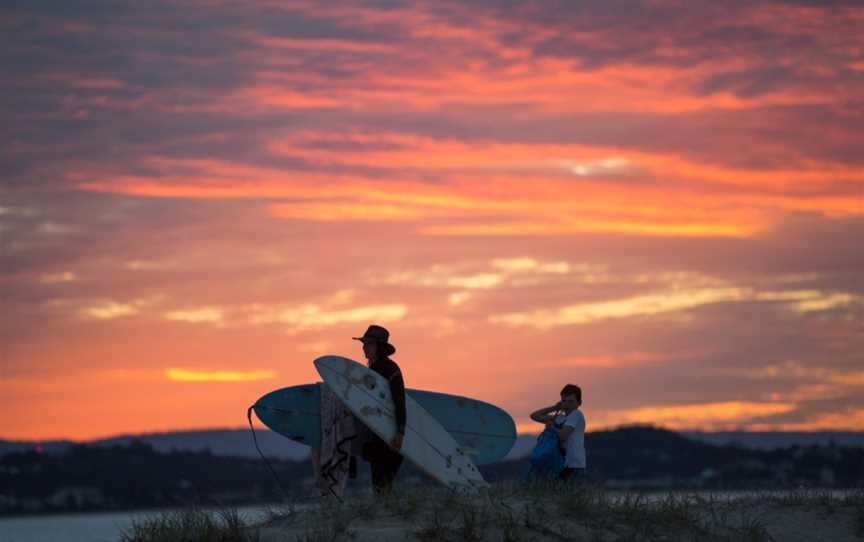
xmin=166 ymin=369 xmax=278 ymax=383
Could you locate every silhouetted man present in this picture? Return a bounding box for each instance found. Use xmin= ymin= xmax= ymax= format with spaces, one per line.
xmin=353 ymin=325 xmax=406 ymax=494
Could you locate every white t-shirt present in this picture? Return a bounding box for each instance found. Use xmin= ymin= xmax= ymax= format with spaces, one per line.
xmin=554 ymin=409 xmax=586 ymax=469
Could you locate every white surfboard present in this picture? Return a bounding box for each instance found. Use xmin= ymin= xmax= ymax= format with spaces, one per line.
xmin=313 ymin=355 xmax=488 ymax=491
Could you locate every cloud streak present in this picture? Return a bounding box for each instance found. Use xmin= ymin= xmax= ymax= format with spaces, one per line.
xmin=166 ymin=369 xmax=277 ymax=383
xmin=491 ymin=288 xmax=862 ymax=329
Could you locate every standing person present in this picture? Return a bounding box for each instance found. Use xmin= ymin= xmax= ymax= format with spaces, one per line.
xmin=353 ymin=324 xmax=406 ymax=494
xmin=529 ymin=384 xmax=586 ymax=482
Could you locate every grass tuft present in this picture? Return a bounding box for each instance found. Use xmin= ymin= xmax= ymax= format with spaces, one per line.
xmin=120 ymin=506 xmax=259 ymax=542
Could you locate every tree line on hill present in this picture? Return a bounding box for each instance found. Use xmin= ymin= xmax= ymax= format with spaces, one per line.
xmin=2 ymin=426 xmax=862 ymax=515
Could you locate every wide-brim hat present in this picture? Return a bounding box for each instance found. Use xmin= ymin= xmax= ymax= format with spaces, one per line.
xmin=352 ymin=324 xmax=396 ymax=356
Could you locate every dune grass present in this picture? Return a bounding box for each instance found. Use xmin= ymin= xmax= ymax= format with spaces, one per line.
xmin=123 ymin=484 xmax=864 ymax=542
xmin=120 ymin=506 xmax=259 ymax=542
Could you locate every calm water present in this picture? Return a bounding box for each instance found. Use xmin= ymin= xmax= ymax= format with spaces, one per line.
xmin=0 ymin=505 xmax=275 ymax=542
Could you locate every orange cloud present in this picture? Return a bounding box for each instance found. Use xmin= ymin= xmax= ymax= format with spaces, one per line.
xmin=245 ymin=302 xmax=407 ymax=330
xmin=164 ymin=308 xmax=224 ymax=323
xmin=268 ymin=201 xmax=428 ymax=222
xmin=551 ymin=352 xmax=672 ymax=368
xmin=72 ymin=133 xmax=861 ymax=240
xmin=165 ymin=368 xmax=277 ymax=383
xmin=419 ymin=219 xmax=756 ymax=238
xmin=39 ymin=271 xmax=78 ymax=284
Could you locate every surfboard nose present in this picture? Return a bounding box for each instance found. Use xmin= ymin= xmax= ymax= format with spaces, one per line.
xmin=313 ymin=355 xmax=339 ymax=372
xmin=312 ymin=357 xmax=330 ymax=376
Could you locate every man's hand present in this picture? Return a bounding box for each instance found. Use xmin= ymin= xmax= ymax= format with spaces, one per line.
xmin=389 ymin=432 xmax=404 ymax=452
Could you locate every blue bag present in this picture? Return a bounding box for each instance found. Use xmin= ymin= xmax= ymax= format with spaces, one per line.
xmin=528 ymin=422 xmax=565 ymax=477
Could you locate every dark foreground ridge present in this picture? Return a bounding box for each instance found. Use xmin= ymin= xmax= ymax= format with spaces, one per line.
xmin=122 ymin=486 xmax=864 ymax=542
xmin=2 ymin=426 xmax=863 ymax=515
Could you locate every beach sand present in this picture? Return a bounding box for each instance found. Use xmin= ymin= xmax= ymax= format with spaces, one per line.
xmin=252 ymin=486 xmax=864 ymax=542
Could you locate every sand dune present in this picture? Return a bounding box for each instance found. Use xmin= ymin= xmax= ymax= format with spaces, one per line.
xmin=251 ymin=486 xmax=864 ymax=542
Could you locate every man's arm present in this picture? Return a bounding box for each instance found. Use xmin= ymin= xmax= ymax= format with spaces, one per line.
xmin=555 ymin=426 xmax=574 ymax=441
xmin=388 ymin=369 xmax=407 ymax=448
xmin=529 ymin=403 xmax=561 ymax=425
xmin=556 ymin=411 xmax=581 ymax=441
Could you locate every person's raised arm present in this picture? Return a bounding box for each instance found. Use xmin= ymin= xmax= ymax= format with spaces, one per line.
xmin=530 ymin=402 xmax=561 ymax=425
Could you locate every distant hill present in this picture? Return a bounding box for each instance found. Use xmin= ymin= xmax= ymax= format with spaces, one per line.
xmin=4 ymin=425 xmax=864 ymax=514
xmin=0 ymin=439 xmax=76 ymax=457
xmin=682 ymin=430 xmax=864 ymax=450
xmin=0 ymin=429 xmax=309 ymax=460
xmin=507 ymin=428 xmax=864 ymax=460
xmin=96 ymin=429 xmax=310 ymax=460
xmin=3 ymin=427 xmax=863 ymax=460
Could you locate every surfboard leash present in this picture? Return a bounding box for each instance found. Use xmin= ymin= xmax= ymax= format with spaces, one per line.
xmin=246 ymin=405 xmax=292 ymax=502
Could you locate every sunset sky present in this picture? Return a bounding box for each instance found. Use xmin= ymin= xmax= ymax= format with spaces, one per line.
xmin=2 ymin=0 xmax=862 ymax=441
